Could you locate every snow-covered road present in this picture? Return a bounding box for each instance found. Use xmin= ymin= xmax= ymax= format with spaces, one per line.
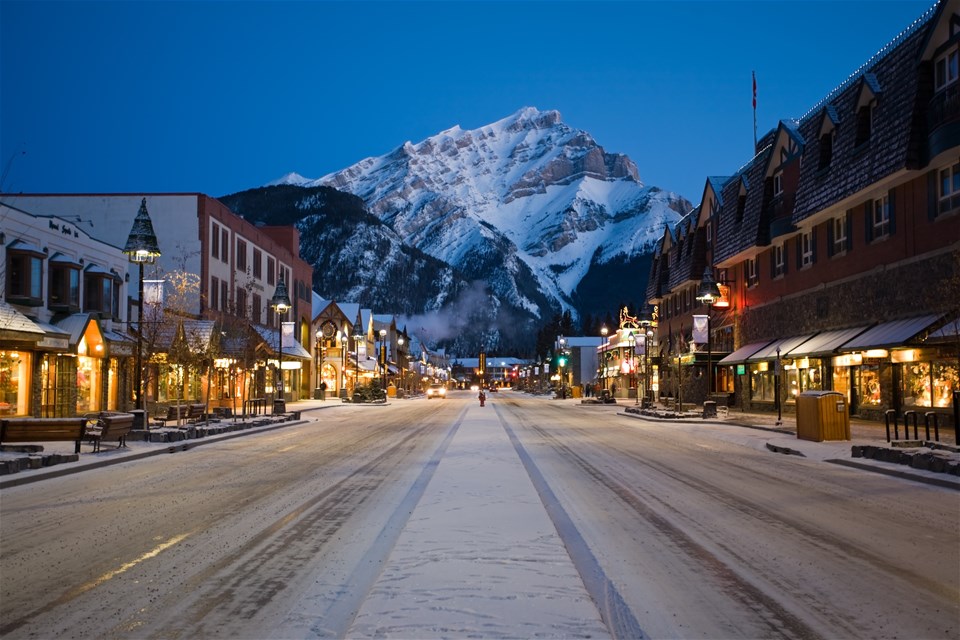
xmin=1 ymin=392 xmax=957 ymax=639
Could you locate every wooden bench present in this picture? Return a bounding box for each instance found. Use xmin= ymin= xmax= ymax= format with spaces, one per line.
xmin=0 ymin=417 xmax=87 ymax=454
xmin=84 ymin=412 xmax=135 ymax=452
xmin=186 ymin=404 xmax=207 ymax=424
xmin=155 ymin=405 xmax=188 ymax=426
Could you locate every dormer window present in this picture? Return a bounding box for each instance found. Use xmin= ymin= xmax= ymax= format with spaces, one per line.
xmin=818 ymin=131 xmax=834 ymax=170
xmin=855 ymin=103 xmax=874 ymax=146
xmin=935 ymin=46 xmax=959 ymax=91
xmin=736 ymin=181 xmax=747 ymax=222
xmin=855 ymin=76 xmax=880 ymax=148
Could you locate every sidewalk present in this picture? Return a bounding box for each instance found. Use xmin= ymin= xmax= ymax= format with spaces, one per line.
xmin=0 ymin=399 xmax=338 ymax=488
xmin=605 ymin=398 xmax=959 ymax=489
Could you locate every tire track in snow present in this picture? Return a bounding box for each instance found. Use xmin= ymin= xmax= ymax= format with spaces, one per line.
xmin=493 ymin=404 xmax=647 ymax=640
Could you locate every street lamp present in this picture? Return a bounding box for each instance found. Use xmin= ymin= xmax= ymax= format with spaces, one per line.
xmin=315 ymin=328 xmax=323 ymax=399
xmin=379 ymin=328 xmax=387 ymax=390
xmin=640 ymin=305 xmax=655 ymax=407
xmin=123 ymin=198 xmax=161 ymax=419
xmin=353 ymin=329 xmax=363 ymax=397
xmin=696 ymin=266 xmax=721 ymax=408
xmin=397 ymin=336 xmax=405 ymax=393
xmin=270 ymin=276 xmax=291 ymax=414
xmin=600 ymin=326 xmax=609 ymax=393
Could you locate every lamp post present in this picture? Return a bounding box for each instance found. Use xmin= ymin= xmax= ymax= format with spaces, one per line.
xmin=397 ymin=336 xmax=405 ymax=393
xmin=379 ymin=329 xmax=387 ymax=390
xmin=696 ymin=267 xmax=721 ymax=408
xmin=640 ymin=305 xmax=655 ymax=407
xmin=337 ymin=330 xmax=345 ymax=399
xmin=353 ymin=329 xmax=363 ymax=397
xmin=600 ymin=326 xmax=609 ymax=393
xmin=270 ymin=276 xmax=291 ymax=414
xmin=775 ymin=347 xmax=783 ymax=426
xmin=315 ymin=328 xmax=323 ymax=399
xmin=123 ymin=198 xmax=162 ymax=421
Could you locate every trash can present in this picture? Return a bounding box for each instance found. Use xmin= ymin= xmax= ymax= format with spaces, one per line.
xmin=796 ymin=390 xmax=850 ymax=442
xmin=703 ymin=400 xmax=717 ymax=419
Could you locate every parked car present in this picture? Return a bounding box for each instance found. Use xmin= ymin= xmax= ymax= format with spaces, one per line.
xmin=426 ymin=383 xmax=447 ymax=399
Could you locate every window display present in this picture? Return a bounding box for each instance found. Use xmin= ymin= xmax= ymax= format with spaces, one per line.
xmin=904 ymin=361 xmax=958 ymax=408
xmin=859 ymin=364 xmax=882 ymax=406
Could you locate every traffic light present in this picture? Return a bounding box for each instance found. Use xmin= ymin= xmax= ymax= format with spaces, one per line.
xmin=558 ymin=356 xmax=567 ymax=367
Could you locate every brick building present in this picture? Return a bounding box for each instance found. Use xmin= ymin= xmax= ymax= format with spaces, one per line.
xmin=646 ymin=0 xmax=960 ymax=425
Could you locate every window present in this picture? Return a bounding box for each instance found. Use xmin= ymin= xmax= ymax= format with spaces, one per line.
xmin=221 ymin=229 xmax=229 ymax=264
xmin=746 ymin=257 xmax=759 ymax=287
xmin=773 ymin=172 xmax=783 ymax=197
xmin=800 ymin=230 xmax=814 ymax=267
xmin=872 ymin=195 xmax=890 ymax=238
xmin=48 ymin=255 xmax=80 ymax=311
xmin=939 ymin=162 xmax=960 ymax=215
xmin=773 ymin=244 xmax=786 ymax=277
xmin=237 ymin=239 xmax=247 ymax=272
xmin=832 ymin=213 xmax=848 ymax=255
xmin=252 ymin=294 xmax=262 ymax=324
xmin=211 ymin=223 xmax=220 ymax=259
xmin=855 ymin=103 xmax=874 ymax=147
xmin=935 ymin=46 xmax=959 ymax=91
xmin=818 ymin=131 xmax=834 ymax=170
xmin=221 ymin=280 xmax=229 ymax=312
xmin=736 ymin=193 xmax=746 ymax=222
xmin=211 ymin=276 xmax=220 ymax=310
xmin=6 ymin=244 xmax=43 ymax=305
xmin=236 ymin=288 xmax=247 ymax=318
xmin=83 ymin=266 xmax=113 ymax=315
xmin=253 ymin=249 xmax=262 ymax=279
xmin=267 ymin=257 xmax=276 ymax=286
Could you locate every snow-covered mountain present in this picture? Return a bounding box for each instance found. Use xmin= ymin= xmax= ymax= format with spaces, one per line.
xmin=279 ymin=107 xmax=688 ymax=318
xmin=243 ymin=107 xmax=690 ymax=352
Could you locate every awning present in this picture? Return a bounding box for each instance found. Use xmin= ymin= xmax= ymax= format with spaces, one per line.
xmin=102 ymin=329 xmax=135 ymax=357
xmin=717 ymin=340 xmax=773 ymax=365
xmin=32 ymin=321 xmax=72 ymax=352
xmin=747 ymin=333 xmax=818 ymax=362
xmin=925 ymin=316 xmax=958 ymax=341
xmin=838 ymin=314 xmax=944 ymax=351
xmin=0 ymin=300 xmax=45 ymax=344
xmin=784 ymin=325 xmax=871 ymax=357
xmin=254 ymin=325 xmax=313 ymax=360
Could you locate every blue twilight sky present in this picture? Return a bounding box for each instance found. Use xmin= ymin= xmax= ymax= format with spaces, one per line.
xmin=0 ymin=0 xmax=936 ymax=206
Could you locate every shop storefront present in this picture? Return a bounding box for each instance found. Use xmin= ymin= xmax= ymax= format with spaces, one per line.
xmin=720 ymin=314 xmax=956 ymax=424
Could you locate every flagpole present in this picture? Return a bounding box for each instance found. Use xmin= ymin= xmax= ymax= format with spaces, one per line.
xmin=752 ymin=70 xmax=758 ymax=151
